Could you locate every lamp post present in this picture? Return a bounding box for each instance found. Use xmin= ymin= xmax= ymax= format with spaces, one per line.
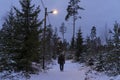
xmin=43 ymin=8 xmax=58 ymax=70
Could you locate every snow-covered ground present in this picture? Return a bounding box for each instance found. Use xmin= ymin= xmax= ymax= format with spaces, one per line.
xmin=0 ymin=60 xmax=120 ymax=80
xmin=29 ymin=60 xmax=120 ymax=80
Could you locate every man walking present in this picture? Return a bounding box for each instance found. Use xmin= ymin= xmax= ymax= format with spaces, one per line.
xmin=58 ymin=53 xmax=65 ymax=71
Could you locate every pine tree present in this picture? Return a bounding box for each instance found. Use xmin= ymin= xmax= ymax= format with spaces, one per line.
xmin=45 ymin=24 xmax=54 ymax=61
xmin=85 ymin=26 xmax=103 ymax=67
xmin=0 ymin=9 xmax=16 ymax=72
xmin=13 ymin=0 xmax=42 ymax=73
xmin=52 ymin=27 xmax=59 ymax=59
xmin=63 ymin=39 xmax=69 ymax=51
xmin=113 ymin=21 xmax=120 ymax=48
xmin=75 ymin=28 xmax=83 ymax=61
xmin=69 ymin=37 xmax=75 ymax=50
xmin=90 ymin=26 xmax=97 ymax=54
xmin=59 ymin=22 xmax=66 ymax=43
xmin=65 ymin=0 xmax=84 ymax=20
xmin=104 ymin=22 xmax=120 ymax=75
xmin=90 ymin=26 xmax=96 ymax=40
xmin=65 ymin=0 xmax=84 ymax=49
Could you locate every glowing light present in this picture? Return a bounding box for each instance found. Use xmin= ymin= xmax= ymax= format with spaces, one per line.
xmin=52 ymin=9 xmax=58 ymax=15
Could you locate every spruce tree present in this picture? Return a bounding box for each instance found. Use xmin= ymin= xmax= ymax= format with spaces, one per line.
xmin=70 ymin=37 xmax=75 ymax=50
xmin=52 ymin=27 xmax=59 ymax=59
xmin=104 ymin=22 xmax=120 ymax=75
xmin=45 ymin=24 xmax=54 ymax=61
xmin=113 ymin=21 xmax=120 ymax=48
xmin=90 ymin=26 xmax=97 ymax=54
xmin=13 ymin=0 xmax=42 ymax=73
xmin=75 ymin=28 xmax=83 ymax=61
xmin=0 ymin=9 xmax=16 ymax=72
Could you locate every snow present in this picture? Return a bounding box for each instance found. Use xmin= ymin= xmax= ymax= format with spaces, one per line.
xmin=29 ymin=60 xmax=120 ymax=80
xmin=0 ymin=60 xmax=120 ymax=80
xmin=30 ymin=60 xmax=84 ymax=80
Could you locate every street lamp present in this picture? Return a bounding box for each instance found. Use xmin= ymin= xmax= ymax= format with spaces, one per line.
xmin=52 ymin=9 xmax=58 ymax=15
xmin=43 ymin=8 xmax=58 ymax=70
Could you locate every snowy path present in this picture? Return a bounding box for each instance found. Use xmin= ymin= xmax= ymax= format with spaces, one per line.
xmin=29 ymin=60 xmax=120 ymax=80
xmin=30 ymin=60 xmax=85 ymax=80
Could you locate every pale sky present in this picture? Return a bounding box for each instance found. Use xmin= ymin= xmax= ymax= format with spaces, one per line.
xmin=0 ymin=0 xmax=120 ymax=41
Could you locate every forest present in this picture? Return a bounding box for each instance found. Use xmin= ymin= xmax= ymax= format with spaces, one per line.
xmin=0 ymin=0 xmax=120 ymax=79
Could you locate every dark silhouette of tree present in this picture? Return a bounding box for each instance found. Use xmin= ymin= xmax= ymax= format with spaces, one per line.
xmin=63 ymin=39 xmax=69 ymax=51
xmin=75 ymin=28 xmax=83 ymax=61
xmin=69 ymin=37 xmax=74 ymax=50
xmin=12 ymin=0 xmax=41 ymax=75
xmin=65 ymin=0 xmax=84 ymax=49
xmin=113 ymin=21 xmax=120 ymax=48
xmin=45 ymin=24 xmax=54 ymax=60
xmin=57 ymin=39 xmax=63 ymax=54
xmin=90 ymin=26 xmax=96 ymax=40
xmin=90 ymin=26 xmax=97 ymax=54
xmin=59 ymin=22 xmax=66 ymax=43
xmin=104 ymin=22 xmax=120 ymax=75
xmin=51 ymin=27 xmax=59 ymax=59
xmin=0 ymin=8 xmax=16 ymax=72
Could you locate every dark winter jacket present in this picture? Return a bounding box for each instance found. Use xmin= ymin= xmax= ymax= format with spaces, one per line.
xmin=58 ymin=54 xmax=65 ymax=64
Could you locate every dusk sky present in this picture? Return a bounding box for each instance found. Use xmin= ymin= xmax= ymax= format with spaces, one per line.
xmin=0 ymin=0 xmax=120 ymax=41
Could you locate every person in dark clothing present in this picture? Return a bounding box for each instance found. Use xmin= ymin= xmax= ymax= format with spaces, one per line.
xmin=58 ymin=53 xmax=65 ymax=71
